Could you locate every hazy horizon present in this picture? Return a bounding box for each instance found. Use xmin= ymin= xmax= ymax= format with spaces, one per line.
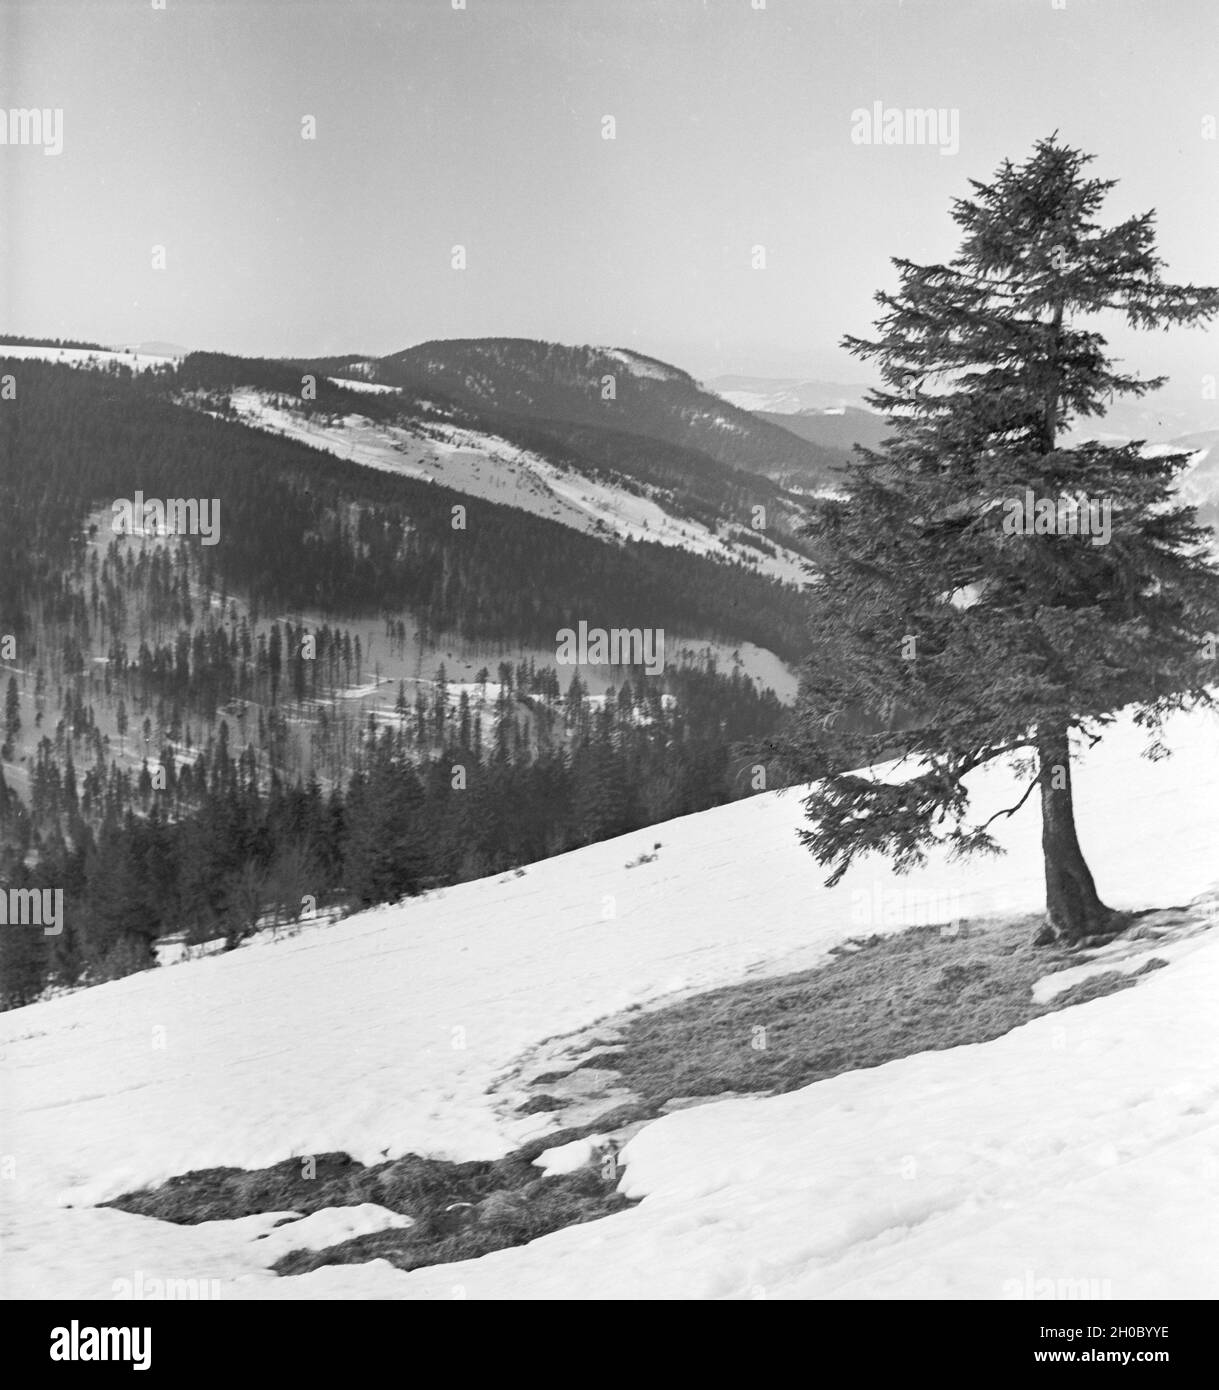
xmin=4 ymin=0 xmax=1217 ymax=388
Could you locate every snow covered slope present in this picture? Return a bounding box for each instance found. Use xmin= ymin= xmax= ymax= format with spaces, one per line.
xmin=224 ymin=388 xmax=809 ymax=584
xmin=0 ymin=343 xmax=180 ymax=372
xmin=2 ymin=704 xmax=1218 ymax=1299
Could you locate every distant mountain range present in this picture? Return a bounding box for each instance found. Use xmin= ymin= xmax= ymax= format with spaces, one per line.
xmin=754 ymin=406 xmax=893 ymax=455
xmin=1066 ymin=398 xmax=1219 ymax=445
xmin=713 ymin=371 xmax=1219 ymax=447
xmin=710 ymin=375 xmax=874 ymax=415
xmin=11 ymin=332 xmax=1217 ymax=531
xmin=301 ymin=339 xmax=848 ymax=488
xmin=712 ymin=371 xmax=1219 ymax=537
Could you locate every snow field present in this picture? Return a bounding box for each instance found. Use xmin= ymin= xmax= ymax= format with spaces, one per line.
xmin=1 ymin=704 xmax=1217 ymax=1298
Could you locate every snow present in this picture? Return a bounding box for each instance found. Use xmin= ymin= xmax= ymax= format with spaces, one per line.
xmin=532 ymin=1137 xmax=606 ymax=1176
xmin=1174 ymin=435 xmax=1219 ymax=521
xmin=327 ymin=376 xmax=400 ymax=395
xmin=0 ymin=344 xmax=180 ymax=373
xmin=2 ymin=702 xmax=1218 ymax=1299
xmin=333 ymin=680 xmax=384 ymax=700
xmin=220 ymin=389 xmax=808 ymax=584
xmin=600 ymin=348 xmax=682 ymax=382
xmin=251 ymin=1205 xmax=413 ymax=1260
xmin=1030 ymin=918 xmax=1215 ymax=1005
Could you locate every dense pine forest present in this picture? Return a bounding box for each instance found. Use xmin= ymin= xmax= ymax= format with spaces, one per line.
xmin=0 ymin=654 xmax=784 ymax=1008
xmin=0 ymin=352 xmax=800 ymax=1008
xmin=0 ymin=357 xmax=809 ymax=658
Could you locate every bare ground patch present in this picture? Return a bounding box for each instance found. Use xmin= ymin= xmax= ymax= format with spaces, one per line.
xmin=101 ymin=906 xmax=1201 ymax=1279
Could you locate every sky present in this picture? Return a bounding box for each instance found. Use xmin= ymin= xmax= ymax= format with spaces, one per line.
xmin=3 ymin=0 xmax=1218 ymax=388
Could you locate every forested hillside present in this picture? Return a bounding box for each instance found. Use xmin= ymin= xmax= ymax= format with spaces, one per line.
xmin=177 ymin=350 xmax=816 ymax=557
xmin=0 ymin=352 xmax=799 ymax=1006
xmin=309 ymin=338 xmax=844 ymax=484
xmin=0 ymin=357 xmax=809 ymax=657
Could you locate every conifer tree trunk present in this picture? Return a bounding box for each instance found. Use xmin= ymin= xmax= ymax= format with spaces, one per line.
xmin=1035 ymin=722 xmax=1114 ymax=945
xmin=1031 ymin=294 xmax=1114 ymax=946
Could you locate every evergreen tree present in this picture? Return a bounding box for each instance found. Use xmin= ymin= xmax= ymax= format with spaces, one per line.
xmin=0 ymin=868 xmax=51 ymax=1008
xmin=82 ymin=814 xmax=161 ymax=974
xmin=343 ymin=743 xmax=429 ymax=905
xmin=787 ymin=137 xmax=1219 ymax=945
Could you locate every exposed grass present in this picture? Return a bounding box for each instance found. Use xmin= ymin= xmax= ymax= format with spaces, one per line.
xmin=102 ymin=915 xmax=1168 ymax=1280
xmin=1049 ymin=957 xmax=1168 ymax=1009
xmin=102 ymin=1106 xmax=656 ymax=1277
xmin=273 ymin=1169 xmax=631 ymax=1277
xmin=608 ymin=914 xmax=1137 ymax=1103
xmin=105 ymin=1151 xmax=374 ymax=1226
xmin=516 ymin=1093 xmax=565 ymax=1114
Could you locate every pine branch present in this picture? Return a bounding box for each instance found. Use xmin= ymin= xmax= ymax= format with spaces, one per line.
xmin=976 ymin=774 xmax=1041 ymax=832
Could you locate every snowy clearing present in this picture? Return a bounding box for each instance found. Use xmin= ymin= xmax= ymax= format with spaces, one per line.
xmin=0 ymin=344 xmax=180 ymax=373
xmin=327 ymin=376 xmax=400 ymax=395
xmin=221 ymin=389 xmax=808 ymax=584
